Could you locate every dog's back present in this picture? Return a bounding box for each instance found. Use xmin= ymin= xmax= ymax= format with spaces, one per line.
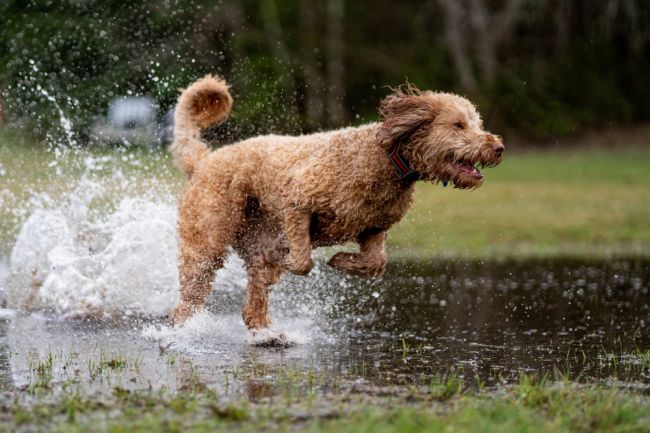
xmin=170 ymin=81 xmax=392 ymax=220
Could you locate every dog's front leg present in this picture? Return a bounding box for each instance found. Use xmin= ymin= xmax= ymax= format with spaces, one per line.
xmin=328 ymin=229 xmax=387 ymax=277
xmin=282 ymin=208 xmax=313 ymax=275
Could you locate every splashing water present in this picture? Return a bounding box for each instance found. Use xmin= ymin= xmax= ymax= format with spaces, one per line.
xmin=3 ymin=88 xmax=185 ymax=318
xmin=142 ymin=311 xmax=315 ymax=352
xmin=6 ymin=177 xmax=181 ymax=318
xmin=2 ymin=87 xmax=369 ymax=349
xmin=5 ymin=157 xmax=349 ymax=346
xmin=4 ymin=85 xmax=182 ymax=319
xmin=38 ymin=85 xmax=77 ymax=147
xmin=4 ymin=167 xmax=343 ymax=352
xmin=5 ymin=168 xmax=348 ymax=346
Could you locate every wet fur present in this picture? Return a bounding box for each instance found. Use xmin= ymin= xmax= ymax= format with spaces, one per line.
xmin=169 ymin=76 xmax=504 ymax=341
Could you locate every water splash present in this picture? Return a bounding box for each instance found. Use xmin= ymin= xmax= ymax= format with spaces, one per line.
xmin=6 ymin=164 xmax=358 ymax=346
xmin=142 ymin=311 xmax=315 ymax=352
xmin=6 ymin=180 xmax=180 ymax=318
xmin=3 ymin=78 xmax=365 ymax=348
xmin=38 ymin=85 xmax=77 ymax=147
xmin=4 ymin=148 xmax=353 ymax=347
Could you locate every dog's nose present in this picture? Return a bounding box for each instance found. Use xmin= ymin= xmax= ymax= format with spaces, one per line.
xmin=491 ymin=141 xmax=505 ymax=157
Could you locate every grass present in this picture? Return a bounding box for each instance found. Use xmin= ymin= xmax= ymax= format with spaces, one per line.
xmin=310 ymin=381 xmax=650 ymax=433
xmin=1 ymin=127 xmax=650 ymax=259
xmin=2 ymin=374 xmax=650 ymax=433
xmin=4 ymin=339 xmax=650 ymax=432
xmin=390 ymin=148 xmax=650 ymax=258
xmin=3 ymin=343 xmax=650 ymax=432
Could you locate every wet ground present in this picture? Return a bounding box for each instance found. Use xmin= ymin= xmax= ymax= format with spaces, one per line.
xmin=1 ymin=257 xmax=649 ymax=401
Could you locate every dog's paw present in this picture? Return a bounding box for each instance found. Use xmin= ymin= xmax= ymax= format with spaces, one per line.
xmin=328 ymin=252 xmax=386 ymax=277
xmin=284 ymin=255 xmax=313 ymax=276
xmin=247 ymin=328 xmax=293 ymax=347
xmin=169 ymin=302 xmax=197 ymax=327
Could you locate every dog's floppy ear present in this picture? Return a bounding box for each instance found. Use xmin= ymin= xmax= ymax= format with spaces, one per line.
xmin=377 ymin=84 xmax=438 ymax=148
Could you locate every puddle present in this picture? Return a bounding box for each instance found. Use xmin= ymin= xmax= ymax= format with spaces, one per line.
xmin=1 ymin=257 xmax=649 ymax=400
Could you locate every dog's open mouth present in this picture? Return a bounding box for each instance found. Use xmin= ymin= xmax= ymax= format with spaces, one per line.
xmin=437 ymin=154 xmax=501 ymax=188
xmin=455 ymin=160 xmax=483 ymax=179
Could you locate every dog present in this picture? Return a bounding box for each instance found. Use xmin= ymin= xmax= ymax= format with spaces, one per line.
xmin=169 ymin=75 xmax=504 ymax=344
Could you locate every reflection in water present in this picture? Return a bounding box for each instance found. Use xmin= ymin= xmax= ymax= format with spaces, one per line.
xmin=329 ymin=258 xmax=650 ymax=384
xmin=0 ymin=258 xmax=648 ymax=400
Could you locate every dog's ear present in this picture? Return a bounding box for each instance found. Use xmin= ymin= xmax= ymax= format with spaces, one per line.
xmin=378 ymin=85 xmax=439 ymax=148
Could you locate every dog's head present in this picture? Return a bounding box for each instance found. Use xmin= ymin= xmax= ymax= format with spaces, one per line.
xmin=378 ymin=85 xmax=504 ymax=189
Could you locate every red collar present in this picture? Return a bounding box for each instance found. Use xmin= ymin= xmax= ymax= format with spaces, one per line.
xmin=386 ymin=141 xmax=419 ymax=182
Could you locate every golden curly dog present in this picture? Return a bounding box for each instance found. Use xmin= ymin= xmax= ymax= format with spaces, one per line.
xmin=169 ymin=75 xmax=504 ymax=344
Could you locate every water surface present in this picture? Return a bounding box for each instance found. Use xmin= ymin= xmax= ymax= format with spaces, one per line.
xmin=1 ymin=257 xmax=648 ymax=401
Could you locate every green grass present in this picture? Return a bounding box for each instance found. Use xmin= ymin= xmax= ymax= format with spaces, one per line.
xmin=311 ymin=382 xmax=650 ymax=433
xmin=5 ymin=344 xmax=650 ymax=432
xmin=390 ymin=149 xmax=650 ymax=257
xmin=1 ymin=128 xmax=650 ymax=258
xmin=3 ymin=376 xmax=650 ymax=433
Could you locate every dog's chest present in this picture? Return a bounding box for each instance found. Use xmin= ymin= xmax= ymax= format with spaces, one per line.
xmin=310 ymin=185 xmax=414 ymax=245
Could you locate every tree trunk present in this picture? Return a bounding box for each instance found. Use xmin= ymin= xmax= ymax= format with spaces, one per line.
xmin=300 ymin=0 xmax=325 ymax=129
xmin=553 ymin=0 xmax=569 ymax=53
xmin=326 ymin=0 xmax=345 ymax=126
xmin=468 ymin=0 xmax=521 ymax=84
xmin=438 ymin=0 xmax=477 ymax=90
xmin=468 ymin=0 xmax=497 ymax=83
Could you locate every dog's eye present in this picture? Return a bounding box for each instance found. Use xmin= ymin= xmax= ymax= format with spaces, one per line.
xmin=453 ymin=122 xmax=465 ymax=130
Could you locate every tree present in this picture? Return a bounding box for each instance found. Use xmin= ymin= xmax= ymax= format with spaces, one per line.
xmin=326 ymin=0 xmax=345 ymax=126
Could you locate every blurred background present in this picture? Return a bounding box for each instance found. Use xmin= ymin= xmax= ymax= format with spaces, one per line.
xmin=1 ymin=0 xmax=649 ymax=258
xmin=1 ymin=0 xmax=650 ymax=143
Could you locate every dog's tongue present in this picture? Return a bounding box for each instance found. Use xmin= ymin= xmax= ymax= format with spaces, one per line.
xmin=469 ymin=165 xmax=483 ymax=178
xmin=459 ymin=162 xmax=483 ymax=179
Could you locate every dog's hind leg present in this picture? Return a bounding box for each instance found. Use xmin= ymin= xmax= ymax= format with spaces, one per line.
xmin=239 ymin=232 xmax=289 ymax=345
xmin=171 ymin=247 xmax=222 ymax=325
xmin=171 ymin=186 xmax=245 ymax=325
xmin=242 ymin=254 xmax=283 ymax=330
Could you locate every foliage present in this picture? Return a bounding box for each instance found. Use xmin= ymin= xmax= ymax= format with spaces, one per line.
xmin=0 ymin=0 xmax=224 ymax=138
xmin=1 ymin=1 xmax=650 ymax=142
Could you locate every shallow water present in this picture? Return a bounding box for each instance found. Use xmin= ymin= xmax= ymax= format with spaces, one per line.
xmin=1 ymin=257 xmax=649 ymax=400
xmin=2 ymin=137 xmax=649 ymax=400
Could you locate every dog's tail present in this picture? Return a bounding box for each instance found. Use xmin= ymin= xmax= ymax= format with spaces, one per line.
xmin=170 ymin=75 xmax=233 ymax=176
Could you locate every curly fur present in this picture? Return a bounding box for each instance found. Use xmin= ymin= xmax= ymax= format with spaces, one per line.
xmin=169 ymin=75 xmax=504 ymax=342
